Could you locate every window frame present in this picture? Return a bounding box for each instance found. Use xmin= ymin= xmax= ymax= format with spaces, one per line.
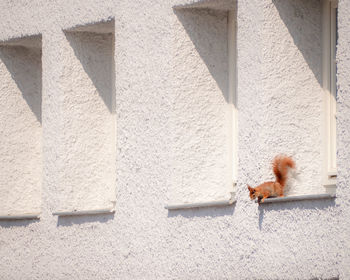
xmin=322 ymin=0 xmax=338 ymax=186
xmin=228 ymin=10 xmax=238 ymax=186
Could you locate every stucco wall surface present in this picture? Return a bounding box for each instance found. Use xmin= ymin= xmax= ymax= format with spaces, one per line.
xmin=0 ymin=41 xmax=42 ymax=215
xmin=261 ymin=0 xmax=323 ymax=196
xmin=0 ymin=0 xmax=349 ymax=279
xmin=171 ymin=8 xmax=233 ymax=204
xmin=54 ymin=29 xmax=116 ymax=213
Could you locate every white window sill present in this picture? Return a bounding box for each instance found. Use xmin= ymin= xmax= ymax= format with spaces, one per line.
xmin=165 ymin=192 xmax=236 ymax=210
xmin=52 ymin=208 xmax=115 ymax=216
xmin=173 ymin=0 xmax=235 ymax=11
xmin=0 ymin=213 xmax=40 ymax=220
xmin=256 ymin=193 xmax=336 ymax=204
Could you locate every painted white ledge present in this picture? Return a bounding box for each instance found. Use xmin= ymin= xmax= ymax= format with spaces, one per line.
xmin=165 ymin=193 xmax=236 ymax=210
xmin=256 ymin=193 xmax=336 ymax=204
xmin=173 ymin=0 xmax=235 ymax=11
xmin=52 ymin=208 xmax=115 ymax=216
xmin=0 ymin=213 xmax=40 ymax=220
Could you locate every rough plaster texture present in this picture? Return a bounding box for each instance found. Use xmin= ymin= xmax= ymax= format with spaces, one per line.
xmin=0 ymin=0 xmax=349 ymax=279
xmin=171 ymin=8 xmax=233 ymax=204
xmin=53 ymin=26 xmax=116 ymax=212
xmin=0 ymin=36 xmax=42 ymax=215
xmin=261 ymin=0 xmax=324 ymax=196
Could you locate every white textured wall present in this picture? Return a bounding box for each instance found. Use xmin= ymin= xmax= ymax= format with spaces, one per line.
xmin=54 ymin=28 xmax=116 ymax=212
xmin=261 ymin=0 xmax=323 ymax=195
xmin=0 ymin=39 xmax=42 ymax=215
xmin=0 ymin=0 xmax=349 ymax=279
xmin=336 ymin=0 xmax=350 ymax=276
xmin=171 ymin=8 xmax=233 ymax=204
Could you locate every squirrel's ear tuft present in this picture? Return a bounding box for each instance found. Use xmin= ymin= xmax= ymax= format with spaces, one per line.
xmin=247 ymin=185 xmax=252 ymax=191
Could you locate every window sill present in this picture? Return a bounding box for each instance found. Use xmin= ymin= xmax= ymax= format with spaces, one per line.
xmin=165 ymin=192 xmax=236 ymax=210
xmin=0 ymin=213 xmax=40 ymax=220
xmin=173 ymin=0 xmax=235 ymax=11
xmin=52 ymin=208 xmax=115 ymax=216
xmin=256 ymin=193 xmax=336 ymax=204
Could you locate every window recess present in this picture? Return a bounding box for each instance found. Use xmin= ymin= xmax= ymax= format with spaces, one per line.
xmin=167 ymin=0 xmax=237 ymax=210
xmin=52 ymin=19 xmax=117 ymax=216
xmin=252 ymin=0 xmax=337 ymax=203
xmin=0 ymin=35 xmax=42 ymax=220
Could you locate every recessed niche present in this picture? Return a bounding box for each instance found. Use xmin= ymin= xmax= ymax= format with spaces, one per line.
xmin=170 ymin=4 xmax=236 ymax=206
xmin=54 ymin=20 xmax=116 ymax=214
xmin=263 ymin=0 xmax=324 ymax=196
xmin=0 ymin=35 xmax=42 ymax=217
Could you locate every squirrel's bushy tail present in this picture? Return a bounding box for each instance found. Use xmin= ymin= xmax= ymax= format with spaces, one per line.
xmin=273 ymin=155 xmax=295 ymax=187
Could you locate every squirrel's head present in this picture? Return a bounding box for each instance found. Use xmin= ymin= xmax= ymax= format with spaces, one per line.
xmin=247 ymin=185 xmax=257 ymax=200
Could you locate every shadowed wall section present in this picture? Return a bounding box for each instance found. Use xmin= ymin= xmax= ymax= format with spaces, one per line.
xmin=0 ymin=36 xmax=42 ymax=215
xmin=53 ymin=21 xmax=116 ymax=213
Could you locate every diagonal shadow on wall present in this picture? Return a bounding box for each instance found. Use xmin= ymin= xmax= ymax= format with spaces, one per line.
xmin=272 ymin=0 xmax=323 ymax=86
xmin=0 ymin=46 xmax=42 ymax=124
xmin=174 ymin=8 xmax=230 ymax=103
xmin=64 ymin=31 xmax=116 ymax=114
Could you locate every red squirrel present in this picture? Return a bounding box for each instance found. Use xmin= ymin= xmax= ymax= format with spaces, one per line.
xmin=248 ymin=155 xmax=295 ymax=203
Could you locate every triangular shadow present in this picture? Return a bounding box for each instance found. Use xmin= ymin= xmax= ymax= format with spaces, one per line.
xmin=64 ymin=31 xmax=115 ymax=113
xmin=0 ymin=46 xmax=42 ymax=123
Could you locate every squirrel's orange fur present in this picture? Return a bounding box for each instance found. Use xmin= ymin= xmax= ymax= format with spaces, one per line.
xmin=247 ymin=155 xmax=295 ymax=203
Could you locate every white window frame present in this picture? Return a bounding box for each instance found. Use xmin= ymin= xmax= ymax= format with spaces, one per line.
xmin=322 ymin=0 xmax=337 ymax=186
xmin=228 ymin=10 xmax=238 ymax=187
